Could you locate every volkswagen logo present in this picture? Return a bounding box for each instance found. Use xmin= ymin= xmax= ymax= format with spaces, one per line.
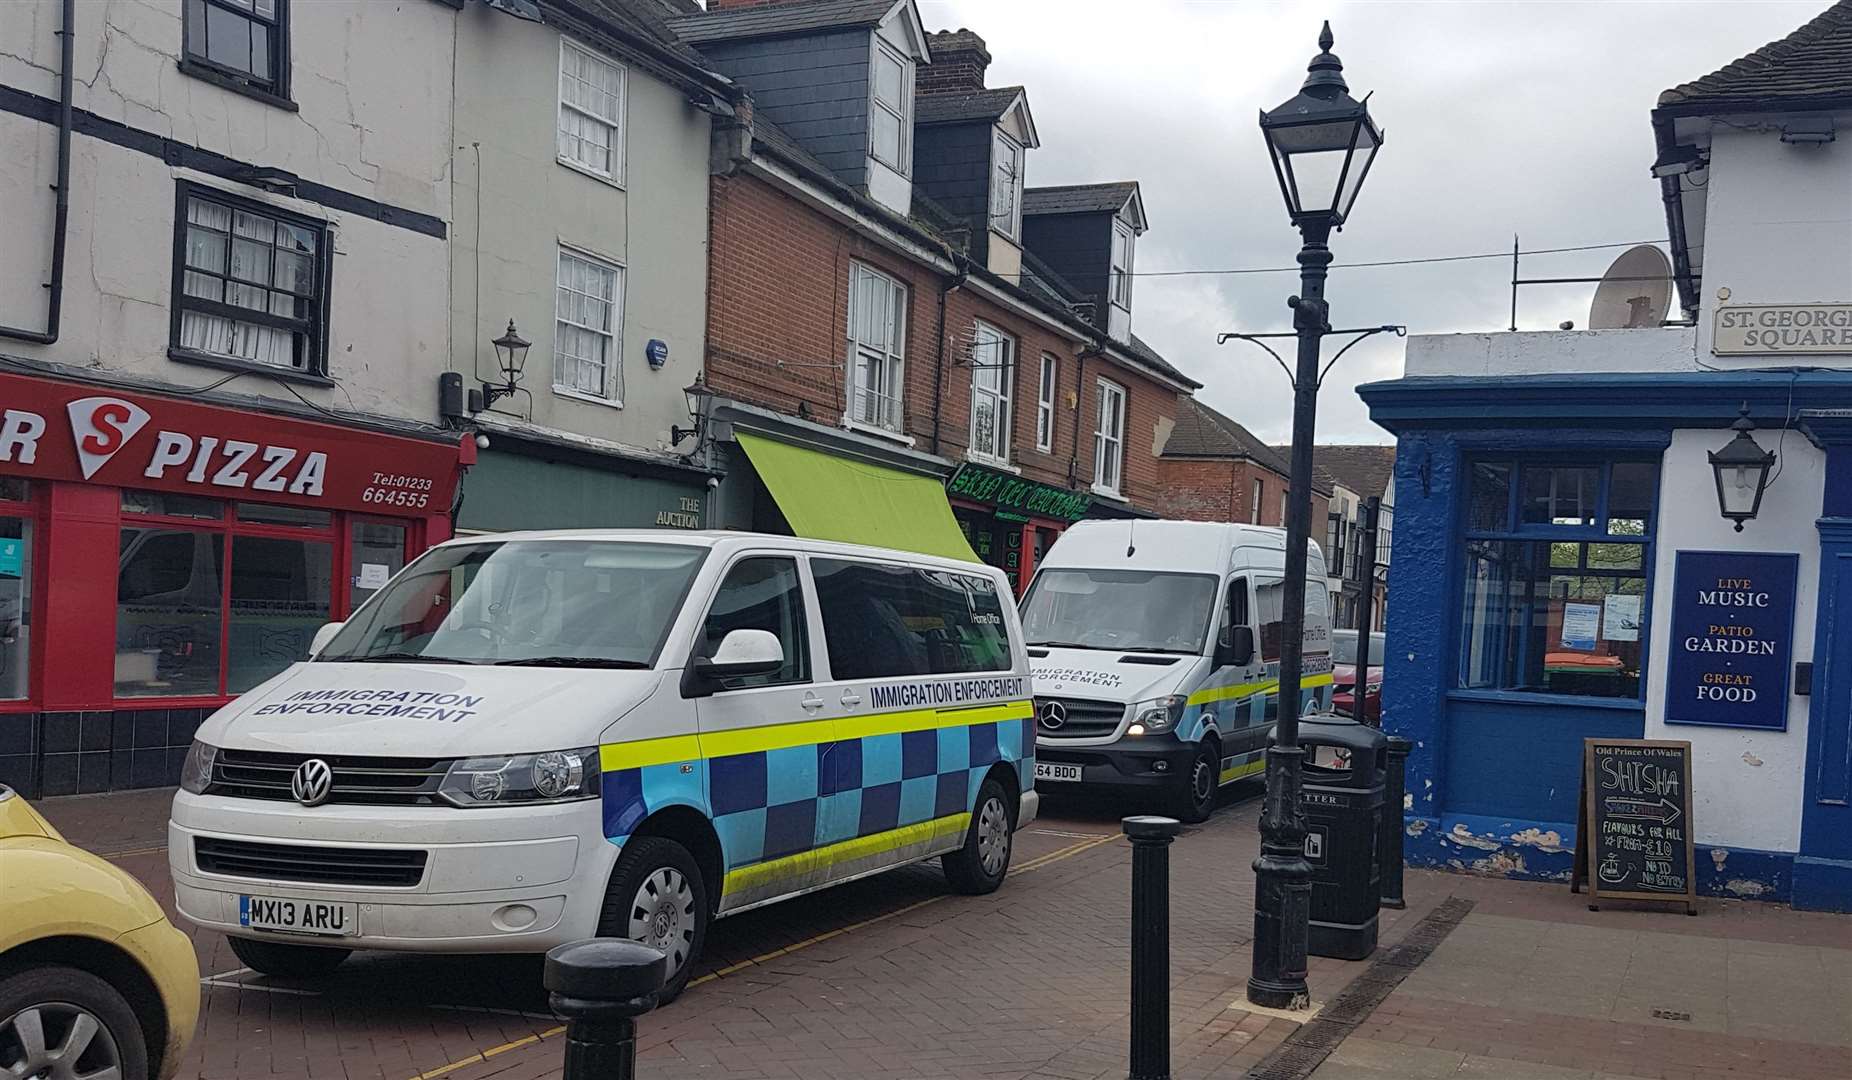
xmin=1038 ymin=701 xmax=1068 ymax=731
xmin=291 ymin=758 xmax=334 ymax=807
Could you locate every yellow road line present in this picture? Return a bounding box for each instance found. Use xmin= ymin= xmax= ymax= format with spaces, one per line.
xmin=399 ymin=828 xmax=1120 ymax=1080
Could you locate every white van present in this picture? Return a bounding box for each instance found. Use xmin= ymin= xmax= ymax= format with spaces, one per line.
xmin=1019 ymin=521 xmax=1332 ymax=822
xmin=167 ymin=531 xmax=1036 ymax=999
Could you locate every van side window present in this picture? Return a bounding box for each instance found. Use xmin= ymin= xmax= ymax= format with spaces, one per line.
xmin=1222 ymin=577 xmax=1249 ymax=647
xmin=698 ymin=557 xmax=809 ymax=689
xmin=1256 ymin=577 xmax=1285 ymax=661
xmin=812 ymin=559 xmax=1011 ymax=679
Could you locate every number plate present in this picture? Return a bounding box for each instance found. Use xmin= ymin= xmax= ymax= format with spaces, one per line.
xmin=1034 ymin=761 xmax=1082 ymax=782
xmin=239 ymin=895 xmax=358 ymax=937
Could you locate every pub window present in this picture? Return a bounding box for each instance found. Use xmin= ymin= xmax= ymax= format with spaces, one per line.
xmin=1458 ymin=457 xmax=1658 ymax=700
xmin=172 ymin=183 xmax=329 ymax=376
xmin=117 ymin=493 xmax=338 ymax=699
xmin=183 ymin=0 xmax=290 ymax=102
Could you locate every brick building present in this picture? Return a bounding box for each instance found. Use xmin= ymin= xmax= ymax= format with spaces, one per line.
xmin=1157 ymin=397 xmax=1329 ymax=528
xmin=668 ymin=0 xmax=1199 ymax=592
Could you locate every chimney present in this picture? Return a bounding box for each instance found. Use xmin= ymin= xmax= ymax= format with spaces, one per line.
xmin=919 ymin=29 xmax=990 ymax=94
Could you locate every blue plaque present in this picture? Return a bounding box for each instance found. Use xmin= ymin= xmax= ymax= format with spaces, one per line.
xmin=646 ymin=339 xmax=669 ymax=369
xmin=1664 ymin=550 xmax=1798 ymax=730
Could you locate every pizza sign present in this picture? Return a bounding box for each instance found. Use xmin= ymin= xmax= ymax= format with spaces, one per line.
xmin=0 ymin=371 xmax=463 ymax=515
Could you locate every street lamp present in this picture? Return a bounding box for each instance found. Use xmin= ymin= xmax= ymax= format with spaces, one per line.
xmin=482 ymin=319 xmax=531 ymax=407
xmin=1246 ymin=22 xmax=1384 ymax=1011
xmin=672 ymin=372 xmax=715 ymax=449
xmin=1710 ymin=405 xmax=1776 ymax=531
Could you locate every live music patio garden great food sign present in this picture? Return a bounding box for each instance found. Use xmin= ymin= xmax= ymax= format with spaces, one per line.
xmin=1664 ymin=551 xmax=1798 ymax=731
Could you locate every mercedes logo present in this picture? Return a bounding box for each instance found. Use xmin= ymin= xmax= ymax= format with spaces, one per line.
xmin=291 ymin=758 xmax=334 ymax=807
xmin=1038 ymin=701 xmax=1068 ymax=730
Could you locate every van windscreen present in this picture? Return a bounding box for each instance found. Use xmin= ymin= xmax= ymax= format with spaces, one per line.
xmin=1020 ymin=569 xmax=1217 ymax=654
xmin=318 ymin=541 xmax=708 ymax=668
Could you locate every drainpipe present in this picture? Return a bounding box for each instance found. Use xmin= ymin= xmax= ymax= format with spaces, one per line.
xmin=1068 ymin=338 xmax=1105 ymax=486
xmin=931 ymin=263 xmax=968 ymax=457
xmin=0 ymin=0 xmax=73 ymax=345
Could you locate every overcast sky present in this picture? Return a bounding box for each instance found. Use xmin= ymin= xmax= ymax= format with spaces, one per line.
xmin=916 ymin=0 xmax=1825 ymax=444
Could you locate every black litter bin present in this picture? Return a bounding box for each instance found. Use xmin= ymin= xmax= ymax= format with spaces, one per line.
xmin=1296 ymin=714 xmax=1388 ymax=960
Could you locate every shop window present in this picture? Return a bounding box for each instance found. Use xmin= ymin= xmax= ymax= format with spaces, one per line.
xmin=848 ymin=263 xmax=907 ymax=433
xmin=1458 ymin=458 xmax=1658 ymax=700
xmin=182 ymin=0 xmax=289 ymax=101
xmin=172 ymin=183 xmax=328 ymax=375
xmin=236 ymin=502 xmax=330 ymax=528
xmin=123 ymin=490 xmax=224 ymax=520
xmin=813 ymin=559 xmax=1010 ymax=678
xmin=0 ymin=484 xmax=33 ymax=702
xmin=350 ymin=521 xmax=407 ymax=610
xmin=228 ymin=535 xmax=332 ymax=693
xmin=968 ymin=321 xmax=1015 ymax=463
xmin=117 ymin=528 xmax=225 ymax=698
xmin=696 ymin=557 xmax=809 ymax=690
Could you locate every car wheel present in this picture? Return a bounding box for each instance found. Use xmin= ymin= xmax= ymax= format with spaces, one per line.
xmin=0 ymin=964 xmax=150 ymax=1080
xmin=1174 ymin=741 xmax=1219 ymax=824
xmin=228 ymin=935 xmax=352 ymax=978
xmin=942 ymin=778 xmax=1014 ymax=894
xmin=596 ymin=836 xmax=709 ymax=1004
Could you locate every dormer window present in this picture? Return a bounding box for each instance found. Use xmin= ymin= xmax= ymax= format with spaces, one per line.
xmin=871 ymin=40 xmax=913 ymax=174
xmin=1110 ymin=220 xmax=1135 ymax=309
xmin=990 ymin=130 xmax=1025 ymax=239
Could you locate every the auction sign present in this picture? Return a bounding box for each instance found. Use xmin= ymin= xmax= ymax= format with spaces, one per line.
xmin=0 ymin=369 xmax=465 ymax=515
xmin=1664 ymin=550 xmax=1797 ymax=730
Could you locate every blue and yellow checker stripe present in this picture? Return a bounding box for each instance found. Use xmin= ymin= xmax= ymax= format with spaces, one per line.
xmin=1176 ymin=663 xmax=1336 ymax=782
xmin=598 ymin=699 xmax=1035 ymax=910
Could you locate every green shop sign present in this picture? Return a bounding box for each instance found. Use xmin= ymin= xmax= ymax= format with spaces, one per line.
xmin=946 ymin=463 xmax=1092 ymax=523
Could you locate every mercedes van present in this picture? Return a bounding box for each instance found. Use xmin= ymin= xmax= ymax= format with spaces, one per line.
xmin=167 ymin=532 xmax=1036 ymax=1000
xmin=1020 ymin=521 xmax=1332 ymax=822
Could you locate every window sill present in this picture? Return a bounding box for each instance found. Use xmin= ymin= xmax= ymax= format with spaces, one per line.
xmin=842 ymin=418 xmax=914 ymax=446
xmin=967 ymin=453 xmax=1019 ymax=474
xmin=176 ymin=60 xmax=298 ymax=112
xmin=557 ymin=156 xmax=627 ymax=191
xmin=168 ymin=346 xmax=333 ymax=386
xmin=1446 ymin=688 xmax=1646 ymax=712
xmin=1091 ymin=484 xmax=1127 ymax=501
xmin=552 ymin=386 xmax=625 ymax=410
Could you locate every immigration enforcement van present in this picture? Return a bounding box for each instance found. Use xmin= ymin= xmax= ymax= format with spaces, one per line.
xmin=167 ymin=531 xmax=1036 ymax=999
xmin=1019 ymin=521 xmax=1332 ymax=822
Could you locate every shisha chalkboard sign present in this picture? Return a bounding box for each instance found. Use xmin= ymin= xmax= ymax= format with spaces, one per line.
xmin=1572 ymin=739 xmax=1697 ymax=915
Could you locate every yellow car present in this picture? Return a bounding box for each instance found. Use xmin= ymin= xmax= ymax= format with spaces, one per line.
xmin=0 ymin=784 xmax=199 ymax=1080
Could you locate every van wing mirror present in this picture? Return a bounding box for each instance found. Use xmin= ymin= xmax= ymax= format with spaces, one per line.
xmin=310 ymin=621 xmax=345 ymax=656
xmin=687 ymin=628 xmax=785 ymax=696
xmin=1218 ymin=625 xmax=1254 ymax=668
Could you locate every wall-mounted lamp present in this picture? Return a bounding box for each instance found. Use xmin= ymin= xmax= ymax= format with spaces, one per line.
xmin=481 ymin=320 xmax=531 ymax=408
xmin=1710 ymin=404 xmax=1777 ymax=532
xmin=1781 ymin=117 xmax=1835 ymax=145
xmin=1650 ymin=143 xmax=1707 ymax=178
xmin=672 ymin=372 xmax=714 ymax=448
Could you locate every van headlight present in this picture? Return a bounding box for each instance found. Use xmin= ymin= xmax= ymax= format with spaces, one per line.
xmin=439 ymin=747 xmax=603 ymax=807
xmin=180 ymin=741 xmax=218 ymax=794
xmin=1126 ymin=695 xmax=1188 ymax=736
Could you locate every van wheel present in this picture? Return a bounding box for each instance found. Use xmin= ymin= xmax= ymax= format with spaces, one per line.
xmin=1174 ymin=742 xmax=1220 ymax=824
xmin=0 ymin=964 xmax=149 ymax=1080
xmin=229 ymin=936 xmax=351 ymax=978
xmin=943 ymin=778 xmax=1013 ymax=894
xmin=597 ymin=837 xmax=708 ymax=1004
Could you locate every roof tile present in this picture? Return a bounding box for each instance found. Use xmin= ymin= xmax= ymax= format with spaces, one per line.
xmin=916 ymin=86 xmax=1024 ymax=124
xmin=1659 ymin=1 xmax=1852 ymax=110
xmin=666 ymin=0 xmax=898 ymax=45
xmin=1022 ymin=182 xmax=1139 ymax=216
xmin=1164 ymin=397 xmax=1292 ymax=476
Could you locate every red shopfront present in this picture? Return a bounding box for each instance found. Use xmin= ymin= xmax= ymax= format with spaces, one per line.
xmin=0 ymin=370 xmax=470 ymax=798
xmin=944 ymin=463 xmax=1093 ymax=595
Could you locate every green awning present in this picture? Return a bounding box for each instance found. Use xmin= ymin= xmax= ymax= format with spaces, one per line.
xmin=736 ymin=432 xmax=978 ymax=563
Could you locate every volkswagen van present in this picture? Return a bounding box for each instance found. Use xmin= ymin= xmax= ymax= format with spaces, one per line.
xmin=167 ymin=531 xmax=1036 ymax=1000
xmin=1020 ymin=521 xmax=1333 ymax=822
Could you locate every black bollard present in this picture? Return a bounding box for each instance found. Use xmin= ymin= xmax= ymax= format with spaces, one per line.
xmin=1124 ymin=815 xmax=1181 ymax=1080
xmin=545 ymin=939 xmax=668 ymax=1080
xmin=1380 ymin=737 xmax=1411 ymax=910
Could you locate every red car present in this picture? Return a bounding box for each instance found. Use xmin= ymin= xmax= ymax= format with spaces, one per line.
xmin=1331 ymin=629 xmax=1385 ymax=723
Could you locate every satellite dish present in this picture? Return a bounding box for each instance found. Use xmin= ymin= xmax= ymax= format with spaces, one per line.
xmin=1588 ymin=245 xmax=1673 ymax=329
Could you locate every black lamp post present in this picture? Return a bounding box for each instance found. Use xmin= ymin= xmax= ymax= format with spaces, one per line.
xmin=1710 ymin=404 xmax=1776 ymax=531
xmin=1246 ymin=22 xmax=1384 ymax=1011
xmin=482 ymin=319 xmax=532 ymax=407
xmin=672 ymin=372 xmax=715 ymax=448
